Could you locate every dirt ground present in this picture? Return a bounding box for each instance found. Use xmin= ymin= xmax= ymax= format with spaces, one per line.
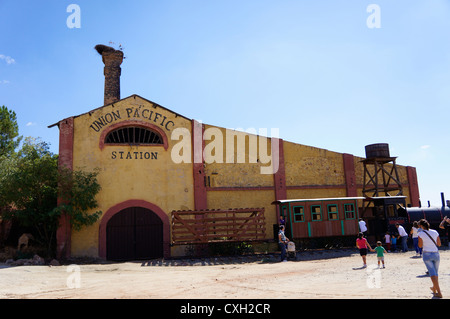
xmin=0 ymin=249 xmax=449 ymax=299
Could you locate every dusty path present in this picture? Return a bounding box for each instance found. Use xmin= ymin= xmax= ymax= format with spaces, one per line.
xmin=0 ymin=250 xmax=449 ymax=299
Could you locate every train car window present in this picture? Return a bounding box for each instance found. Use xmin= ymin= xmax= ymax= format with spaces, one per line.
xmin=344 ymin=204 xmax=355 ymax=219
xmin=293 ymin=206 xmax=305 ymax=222
xmin=327 ymin=204 xmax=339 ymax=220
xmin=311 ymin=205 xmax=322 ymax=221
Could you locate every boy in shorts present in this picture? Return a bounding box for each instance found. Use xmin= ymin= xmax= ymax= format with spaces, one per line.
xmin=374 ymin=241 xmax=387 ymax=268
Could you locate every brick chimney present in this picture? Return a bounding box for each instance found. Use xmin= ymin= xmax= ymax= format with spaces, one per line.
xmin=95 ymin=44 xmax=124 ymax=105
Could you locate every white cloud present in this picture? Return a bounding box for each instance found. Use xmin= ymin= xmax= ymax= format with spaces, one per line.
xmin=420 ymin=145 xmax=431 ymax=149
xmin=0 ymin=54 xmax=16 ymax=65
xmin=26 ymin=122 xmax=36 ymax=127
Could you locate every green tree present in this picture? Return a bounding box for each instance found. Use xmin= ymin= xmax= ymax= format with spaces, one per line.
xmin=0 ymin=138 xmax=59 ymax=253
xmin=0 ymin=137 xmax=102 ymax=257
xmin=0 ymin=105 xmax=22 ymax=158
xmin=56 ymin=167 xmax=102 ymax=232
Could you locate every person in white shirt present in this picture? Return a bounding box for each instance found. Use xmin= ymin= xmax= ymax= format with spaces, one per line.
xmin=278 ymin=225 xmax=289 ymax=262
xmin=359 ymin=218 xmax=367 ymax=235
xmin=396 ymin=223 xmax=408 ymax=252
xmin=418 ymin=219 xmax=442 ymax=298
xmin=410 ymin=221 xmax=422 ymax=256
xmin=384 ymin=232 xmax=391 ymax=252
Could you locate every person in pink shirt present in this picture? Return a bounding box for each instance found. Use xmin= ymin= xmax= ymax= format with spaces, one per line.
xmin=356 ymin=232 xmax=374 ymax=268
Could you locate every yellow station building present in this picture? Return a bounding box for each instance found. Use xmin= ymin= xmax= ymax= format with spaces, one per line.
xmin=50 ymin=45 xmax=420 ymax=261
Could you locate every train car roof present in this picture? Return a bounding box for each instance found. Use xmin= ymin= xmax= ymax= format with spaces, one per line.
xmin=367 ymin=196 xmax=407 ymax=200
xmin=272 ymin=197 xmax=365 ymax=205
xmin=271 ymin=196 xmax=408 ymax=205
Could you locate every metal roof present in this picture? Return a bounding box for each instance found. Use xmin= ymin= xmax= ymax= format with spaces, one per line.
xmin=366 ymin=196 xmax=407 ymax=200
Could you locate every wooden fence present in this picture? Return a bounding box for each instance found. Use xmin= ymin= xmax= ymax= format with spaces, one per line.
xmin=171 ymin=208 xmax=266 ymax=245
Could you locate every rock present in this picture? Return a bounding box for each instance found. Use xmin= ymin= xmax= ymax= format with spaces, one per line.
xmin=3 ymin=255 xmax=46 ymax=267
xmin=49 ymin=259 xmax=60 ymax=266
xmin=14 ymin=259 xmax=26 ymax=266
xmin=32 ymin=255 xmax=45 ymax=265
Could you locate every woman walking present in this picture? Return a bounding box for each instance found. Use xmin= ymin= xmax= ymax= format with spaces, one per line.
xmin=418 ymin=219 xmax=442 ymax=298
xmin=356 ymin=232 xmax=374 ymax=268
xmin=278 ymin=225 xmax=289 ymax=262
xmin=410 ymin=221 xmax=422 ymax=256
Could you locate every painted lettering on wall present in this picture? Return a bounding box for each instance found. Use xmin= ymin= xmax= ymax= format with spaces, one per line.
xmin=112 ymin=151 xmax=158 ymax=160
xmin=89 ymin=106 xmax=175 ymax=132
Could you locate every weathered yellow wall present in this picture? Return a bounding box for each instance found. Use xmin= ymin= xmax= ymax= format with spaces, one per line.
xmin=284 ymin=142 xmax=346 ymax=187
xmin=286 ymin=188 xmax=347 ymax=200
xmin=207 ymin=190 xmax=275 ymax=222
xmin=71 ymin=96 xmax=194 ymax=257
xmin=203 ymin=125 xmax=274 ymax=188
xmin=203 ymin=127 xmax=278 ymax=237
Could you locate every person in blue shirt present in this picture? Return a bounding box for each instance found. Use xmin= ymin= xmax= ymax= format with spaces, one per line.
xmin=391 ymin=233 xmax=397 ymax=252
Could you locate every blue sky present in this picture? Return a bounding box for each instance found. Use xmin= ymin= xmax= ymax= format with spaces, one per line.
xmin=0 ymin=0 xmax=449 ymax=206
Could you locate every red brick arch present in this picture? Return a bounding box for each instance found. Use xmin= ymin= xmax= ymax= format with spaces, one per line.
xmin=98 ymin=200 xmax=171 ymax=259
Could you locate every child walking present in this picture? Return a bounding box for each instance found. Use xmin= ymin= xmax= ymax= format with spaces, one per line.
xmin=374 ymin=241 xmax=387 ymax=268
xmin=356 ymin=232 xmax=374 ymax=268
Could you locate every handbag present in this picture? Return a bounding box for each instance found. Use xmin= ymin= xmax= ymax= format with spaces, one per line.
xmin=423 ymin=230 xmax=439 ymax=248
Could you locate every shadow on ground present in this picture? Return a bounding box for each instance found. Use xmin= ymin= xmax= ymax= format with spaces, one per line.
xmin=139 ymin=248 xmax=359 ymax=267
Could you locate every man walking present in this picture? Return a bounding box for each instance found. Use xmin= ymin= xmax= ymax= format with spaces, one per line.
xmin=396 ymin=223 xmax=408 ymax=252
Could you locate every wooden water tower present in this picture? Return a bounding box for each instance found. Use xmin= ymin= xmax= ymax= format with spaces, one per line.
xmin=361 ymin=143 xmax=404 ymax=217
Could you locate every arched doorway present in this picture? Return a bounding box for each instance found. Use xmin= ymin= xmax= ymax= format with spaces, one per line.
xmin=98 ymin=200 xmax=171 ymax=261
xmin=106 ymin=207 xmax=163 ymax=261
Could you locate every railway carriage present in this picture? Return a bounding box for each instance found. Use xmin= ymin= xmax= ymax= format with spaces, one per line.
xmin=272 ymin=197 xmax=364 ymax=241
